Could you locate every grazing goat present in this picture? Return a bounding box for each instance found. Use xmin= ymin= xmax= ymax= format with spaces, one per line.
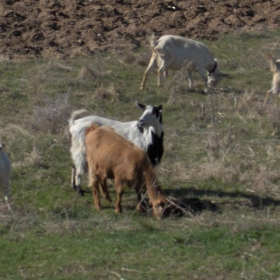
xmin=85 ymin=124 xmax=166 ymax=220
xmin=0 ymin=143 xmax=12 ymax=211
xmin=263 ymin=55 xmax=280 ymax=107
xmin=140 ymin=35 xmax=228 ymax=92
xmin=69 ymin=101 xmax=164 ymax=196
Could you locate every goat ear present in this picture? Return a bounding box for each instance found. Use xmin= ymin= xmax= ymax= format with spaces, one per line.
xmin=135 ymin=100 xmax=146 ymax=110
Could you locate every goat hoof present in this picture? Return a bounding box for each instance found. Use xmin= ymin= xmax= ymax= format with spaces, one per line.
xmin=115 ymin=208 xmax=122 ymax=213
xmin=136 ymin=204 xmax=144 ymax=213
xmin=77 ymin=189 xmax=84 ymax=196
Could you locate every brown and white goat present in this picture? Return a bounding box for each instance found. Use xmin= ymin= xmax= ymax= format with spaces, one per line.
xmin=263 ymin=55 xmax=280 ymax=107
xmin=85 ymin=125 xmax=166 ymax=220
xmin=69 ymin=102 xmax=164 ymax=196
xmin=0 ymin=143 xmax=12 ymax=211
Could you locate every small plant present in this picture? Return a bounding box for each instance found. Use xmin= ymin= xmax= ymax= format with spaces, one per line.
xmin=167 ymin=60 xmax=196 ymax=104
xmin=94 ymin=83 xmax=120 ymax=103
xmin=29 ymin=93 xmax=73 ymax=134
xmin=79 ymin=65 xmax=96 ymax=80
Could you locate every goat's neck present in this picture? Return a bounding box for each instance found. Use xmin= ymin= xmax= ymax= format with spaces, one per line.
xmin=211 ymin=61 xmax=222 ymax=75
xmin=144 ymin=170 xmax=161 ymax=201
xmin=147 ymin=123 xmax=164 ymax=138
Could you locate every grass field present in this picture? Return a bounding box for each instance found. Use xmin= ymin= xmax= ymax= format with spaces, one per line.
xmin=1 ymin=29 xmax=280 ymax=279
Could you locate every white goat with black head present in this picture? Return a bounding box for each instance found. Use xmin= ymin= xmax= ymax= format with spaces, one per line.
xmin=69 ymin=101 xmax=164 ymax=195
xmin=0 ymin=143 xmax=12 ymax=211
xmin=141 ymin=34 xmax=228 ymax=92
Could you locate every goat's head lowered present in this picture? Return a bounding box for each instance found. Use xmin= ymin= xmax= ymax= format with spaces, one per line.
xmin=207 ymin=60 xmax=229 ymax=89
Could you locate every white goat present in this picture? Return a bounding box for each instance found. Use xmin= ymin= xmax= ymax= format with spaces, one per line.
xmin=263 ymin=55 xmax=280 ymax=107
xmin=69 ymin=101 xmax=164 ymax=196
xmin=140 ymin=34 xmax=228 ymax=92
xmin=0 ymin=143 xmax=12 ymax=211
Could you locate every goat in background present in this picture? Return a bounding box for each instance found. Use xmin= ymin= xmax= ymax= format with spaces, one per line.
xmin=140 ymin=34 xmax=228 ymax=92
xmin=263 ymin=55 xmax=280 ymax=107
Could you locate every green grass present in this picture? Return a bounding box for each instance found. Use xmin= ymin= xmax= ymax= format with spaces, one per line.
xmin=1 ymin=29 xmax=280 ymax=279
xmin=1 ymin=217 xmax=279 ymax=279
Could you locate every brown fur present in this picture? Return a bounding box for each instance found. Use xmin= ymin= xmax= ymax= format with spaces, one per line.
xmin=85 ymin=124 xmax=166 ymax=220
xmin=263 ymin=55 xmax=280 ymax=107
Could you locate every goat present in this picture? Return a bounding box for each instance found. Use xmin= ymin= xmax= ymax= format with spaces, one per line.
xmin=85 ymin=124 xmax=166 ymax=220
xmin=69 ymin=101 xmax=164 ymax=196
xmin=263 ymin=55 xmax=280 ymax=107
xmin=140 ymin=34 xmax=228 ymax=92
xmin=0 ymin=143 xmax=12 ymax=211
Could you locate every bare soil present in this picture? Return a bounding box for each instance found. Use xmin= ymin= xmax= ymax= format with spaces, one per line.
xmin=1 ymin=0 xmax=280 ymax=59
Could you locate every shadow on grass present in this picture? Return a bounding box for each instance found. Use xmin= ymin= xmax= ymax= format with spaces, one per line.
xmin=75 ymin=185 xmax=280 ymax=219
xmin=163 ymin=196 xmax=221 ymax=218
xmin=165 ymin=187 xmax=280 ymax=209
xmin=80 ymin=187 xmax=220 ymax=218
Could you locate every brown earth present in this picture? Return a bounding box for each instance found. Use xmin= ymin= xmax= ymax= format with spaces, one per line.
xmin=1 ymin=0 xmax=280 ymax=59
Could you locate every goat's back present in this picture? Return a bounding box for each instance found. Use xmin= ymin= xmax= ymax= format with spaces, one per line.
xmin=86 ymin=125 xmax=151 ymax=180
xmin=154 ymin=35 xmax=214 ymax=69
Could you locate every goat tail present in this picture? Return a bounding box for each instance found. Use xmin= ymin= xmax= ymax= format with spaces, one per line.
xmin=69 ymin=109 xmax=90 ymax=126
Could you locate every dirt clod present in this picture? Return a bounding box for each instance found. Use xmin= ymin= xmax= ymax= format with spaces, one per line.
xmin=1 ymin=0 xmax=280 ymax=59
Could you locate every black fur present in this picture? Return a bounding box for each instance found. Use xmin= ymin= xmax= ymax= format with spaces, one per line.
xmin=137 ymin=124 xmax=144 ymax=134
xmin=147 ymin=131 xmax=164 ymax=166
xmin=208 ymin=61 xmax=217 ymax=75
xmin=154 ymin=105 xmax=163 ymax=124
xmin=137 ymin=104 xmax=164 ymax=166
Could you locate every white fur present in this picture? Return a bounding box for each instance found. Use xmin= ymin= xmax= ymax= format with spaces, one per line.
xmin=69 ymin=103 xmax=164 ymax=194
xmin=140 ymin=35 xmax=226 ymax=91
xmin=263 ymin=56 xmax=280 ymax=107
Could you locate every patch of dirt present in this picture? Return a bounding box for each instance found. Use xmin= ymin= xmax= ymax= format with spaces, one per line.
xmin=1 ymin=0 xmax=280 ymax=59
